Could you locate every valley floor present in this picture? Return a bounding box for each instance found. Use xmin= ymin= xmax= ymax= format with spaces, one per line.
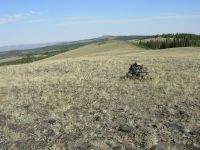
xmin=0 ymin=43 xmax=200 ymax=149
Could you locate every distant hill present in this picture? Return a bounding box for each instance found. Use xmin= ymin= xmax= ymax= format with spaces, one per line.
xmin=0 ymin=43 xmax=58 ymax=52
xmin=0 ymin=35 xmax=145 ymax=52
xmin=0 ymin=35 xmax=145 ymax=59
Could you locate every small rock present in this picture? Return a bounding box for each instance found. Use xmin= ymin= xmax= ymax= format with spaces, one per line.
xmin=174 ymin=105 xmax=179 ymax=109
xmin=168 ymin=122 xmax=185 ymax=133
xmin=76 ymin=142 xmax=92 ymax=150
xmin=184 ymin=128 xmax=190 ymax=133
xmin=135 ymin=125 xmax=140 ymax=129
xmin=150 ymin=144 xmax=166 ymax=150
xmin=189 ymin=127 xmax=200 ymax=135
xmin=152 ymin=124 xmax=158 ymax=128
xmin=95 ymin=129 xmax=101 ymax=134
xmin=105 ymin=140 xmax=113 ymax=148
xmin=0 ymin=115 xmax=6 ymax=126
xmin=179 ymin=110 xmax=186 ymax=115
xmin=177 ymin=110 xmax=189 ymax=119
xmin=24 ymin=104 xmax=32 ymax=109
xmin=44 ymin=129 xmax=55 ymax=137
xmin=16 ymin=104 xmax=32 ymax=109
xmin=93 ymin=115 xmax=101 ymax=121
xmin=113 ymin=145 xmax=123 ymax=150
xmin=124 ymin=142 xmax=136 ymax=150
xmin=118 ymin=108 xmax=124 ymax=111
xmin=47 ymin=119 xmax=56 ymax=125
xmin=186 ymin=143 xmax=200 ymax=150
xmin=193 ymin=144 xmax=200 ymax=150
xmin=118 ymin=124 xmax=133 ymax=133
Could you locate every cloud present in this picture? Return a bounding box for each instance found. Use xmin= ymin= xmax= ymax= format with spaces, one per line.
xmin=0 ymin=11 xmax=39 ymax=25
xmin=64 ymin=16 xmax=95 ymax=21
xmin=26 ymin=19 xmax=45 ymax=23
xmin=59 ymin=14 xmax=200 ymax=25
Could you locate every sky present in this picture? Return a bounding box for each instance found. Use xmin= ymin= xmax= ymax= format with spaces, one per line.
xmin=0 ymin=0 xmax=200 ymax=46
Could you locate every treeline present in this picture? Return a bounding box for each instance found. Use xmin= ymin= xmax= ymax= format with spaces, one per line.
xmin=138 ymin=33 xmax=200 ymax=49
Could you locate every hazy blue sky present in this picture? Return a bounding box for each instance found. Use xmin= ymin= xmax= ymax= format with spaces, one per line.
xmin=0 ymin=0 xmax=200 ymax=46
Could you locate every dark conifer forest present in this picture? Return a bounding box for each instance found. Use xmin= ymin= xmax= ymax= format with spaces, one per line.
xmin=138 ymin=33 xmax=200 ymax=49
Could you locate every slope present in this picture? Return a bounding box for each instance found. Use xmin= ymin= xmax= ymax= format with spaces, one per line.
xmin=1 ymin=40 xmax=200 ymax=149
xmin=44 ymin=40 xmax=145 ymax=61
xmin=135 ymin=47 xmax=200 ymax=57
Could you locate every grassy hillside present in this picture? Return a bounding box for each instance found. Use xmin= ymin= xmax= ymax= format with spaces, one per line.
xmin=45 ymin=40 xmax=145 ymax=61
xmin=0 ymin=42 xmax=200 ymax=149
xmin=135 ymin=47 xmax=200 ymax=57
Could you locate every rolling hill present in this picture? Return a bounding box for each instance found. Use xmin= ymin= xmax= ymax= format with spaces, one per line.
xmin=0 ymin=39 xmax=200 ymax=149
xmin=45 ymin=40 xmax=200 ymax=62
xmin=44 ymin=40 xmax=145 ymax=61
xmin=0 ymin=35 xmax=145 ymax=65
xmin=134 ymin=47 xmax=200 ymax=57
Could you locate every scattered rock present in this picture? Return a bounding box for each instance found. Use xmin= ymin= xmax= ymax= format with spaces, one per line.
xmin=44 ymin=129 xmax=55 ymax=137
xmin=76 ymin=142 xmax=93 ymax=150
xmin=7 ymin=123 xmax=29 ymax=133
xmin=186 ymin=143 xmax=200 ymax=150
xmin=189 ymin=127 xmax=200 ymax=136
xmin=14 ymin=140 xmax=25 ymax=149
xmin=118 ymin=107 xmax=124 ymax=111
xmin=113 ymin=145 xmax=123 ymax=150
xmin=23 ymin=104 xmax=32 ymax=109
xmin=152 ymin=124 xmax=158 ymax=128
xmin=168 ymin=122 xmax=185 ymax=133
xmin=93 ymin=115 xmax=101 ymax=121
xmin=179 ymin=110 xmax=186 ymax=115
xmin=192 ymin=144 xmax=200 ymax=150
xmin=118 ymin=124 xmax=133 ymax=133
xmin=47 ymin=119 xmax=56 ymax=125
xmin=0 ymin=134 xmax=8 ymax=148
xmin=150 ymin=144 xmax=166 ymax=150
xmin=95 ymin=129 xmax=101 ymax=134
xmin=176 ymin=110 xmax=189 ymax=119
xmin=16 ymin=104 xmax=32 ymax=109
xmin=0 ymin=115 xmax=6 ymax=126
xmin=123 ymin=142 xmax=136 ymax=150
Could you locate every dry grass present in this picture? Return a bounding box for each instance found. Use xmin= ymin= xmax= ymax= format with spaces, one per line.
xmin=0 ymin=41 xmax=200 ymax=149
xmin=45 ymin=40 xmax=145 ymax=61
xmin=0 ymin=57 xmax=21 ymax=63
